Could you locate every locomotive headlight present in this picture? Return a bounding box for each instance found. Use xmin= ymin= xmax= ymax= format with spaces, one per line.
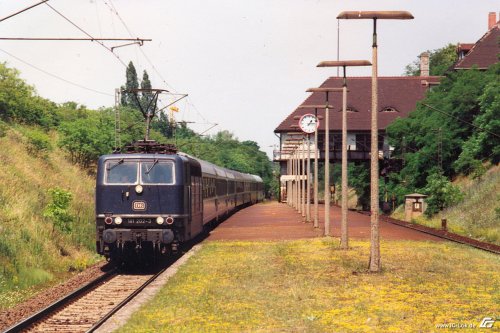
xmin=114 ymin=217 xmax=123 ymax=225
xmin=135 ymin=185 xmax=143 ymax=194
xmin=156 ymin=216 xmax=164 ymax=225
xmin=104 ymin=217 xmax=113 ymax=225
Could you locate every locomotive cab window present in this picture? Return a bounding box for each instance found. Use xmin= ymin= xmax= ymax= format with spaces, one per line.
xmin=141 ymin=161 xmax=174 ymax=184
xmin=105 ymin=161 xmax=138 ymax=184
xmin=104 ymin=160 xmax=174 ymax=185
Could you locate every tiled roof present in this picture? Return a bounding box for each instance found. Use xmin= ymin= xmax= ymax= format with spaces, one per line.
xmin=454 ymin=23 xmax=499 ymax=69
xmin=274 ymin=76 xmax=441 ymax=133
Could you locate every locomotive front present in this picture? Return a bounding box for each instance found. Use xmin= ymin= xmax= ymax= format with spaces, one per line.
xmin=95 ymin=153 xmax=188 ymax=261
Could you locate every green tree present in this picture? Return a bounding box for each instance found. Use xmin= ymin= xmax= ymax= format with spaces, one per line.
xmin=140 ymin=70 xmax=154 ymax=112
xmin=152 ymin=112 xmax=175 ymax=138
xmin=120 ymin=61 xmax=140 ymax=109
xmin=58 ymin=111 xmax=114 ymax=167
xmin=388 ymin=64 xmax=498 ymax=189
xmin=0 ymin=63 xmax=58 ymax=128
xmin=404 ymin=44 xmax=457 ymax=76
xmin=455 ymin=68 xmax=500 ymax=174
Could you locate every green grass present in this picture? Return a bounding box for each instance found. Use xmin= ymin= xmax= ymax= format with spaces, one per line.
xmin=0 ymin=125 xmax=99 ymax=309
xmin=119 ymin=239 xmax=500 ymax=333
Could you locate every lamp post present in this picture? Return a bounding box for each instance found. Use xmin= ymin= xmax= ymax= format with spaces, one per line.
xmin=286 ymin=135 xmax=304 ymax=213
xmin=337 ymin=10 xmax=413 ymax=271
xmin=283 ymin=138 xmax=300 ymax=207
xmin=290 ymin=128 xmax=304 ymax=214
xmin=317 ymin=60 xmax=371 ymax=249
xmin=300 ymin=94 xmax=338 ymax=237
xmin=297 ymin=106 xmax=324 ymax=227
xmin=306 ymin=133 xmax=311 ymax=222
xmin=301 ymin=138 xmax=306 ymax=218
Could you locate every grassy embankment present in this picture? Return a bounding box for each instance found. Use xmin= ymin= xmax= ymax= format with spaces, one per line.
xmin=0 ymin=124 xmax=99 ymax=309
xmin=392 ymin=166 xmax=500 ymax=245
xmin=120 ymin=239 xmax=499 ymax=333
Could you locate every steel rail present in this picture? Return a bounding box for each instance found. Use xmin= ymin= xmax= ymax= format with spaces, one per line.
xmin=380 ymin=215 xmax=500 ymax=255
xmin=1 ymin=268 xmax=118 ymax=333
xmin=87 ymin=267 xmax=167 ymax=332
xmin=358 ymin=210 xmax=500 ymax=255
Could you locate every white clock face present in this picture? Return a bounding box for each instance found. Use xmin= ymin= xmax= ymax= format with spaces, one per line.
xmin=298 ymin=114 xmax=318 ymax=134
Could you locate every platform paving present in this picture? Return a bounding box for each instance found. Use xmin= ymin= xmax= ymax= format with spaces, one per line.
xmin=208 ymin=201 xmax=443 ymax=241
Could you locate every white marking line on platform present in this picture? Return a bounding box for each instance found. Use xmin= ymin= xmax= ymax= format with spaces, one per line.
xmin=94 ymin=244 xmax=203 ymax=333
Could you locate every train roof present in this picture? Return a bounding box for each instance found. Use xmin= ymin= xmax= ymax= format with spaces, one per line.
xmin=178 ymin=152 xmax=262 ymax=183
xmin=98 ymin=153 xmax=184 ymax=162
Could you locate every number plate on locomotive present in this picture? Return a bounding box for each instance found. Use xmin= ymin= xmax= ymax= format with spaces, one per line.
xmin=126 ymin=218 xmax=152 ymax=224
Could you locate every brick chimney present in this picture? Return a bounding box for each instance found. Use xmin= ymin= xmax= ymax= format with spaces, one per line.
xmin=419 ymin=52 xmax=430 ymax=77
xmin=488 ymin=12 xmax=497 ymax=30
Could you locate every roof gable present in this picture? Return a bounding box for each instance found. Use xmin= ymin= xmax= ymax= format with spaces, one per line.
xmin=454 ymin=24 xmax=500 ymax=70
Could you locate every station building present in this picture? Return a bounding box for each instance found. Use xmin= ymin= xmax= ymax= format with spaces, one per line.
xmin=273 ymin=12 xmax=499 ymax=201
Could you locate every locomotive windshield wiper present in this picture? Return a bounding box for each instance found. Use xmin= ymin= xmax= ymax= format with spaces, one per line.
xmin=145 ymin=159 xmax=159 ymax=174
xmin=107 ymin=158 xmax=124 ymax=171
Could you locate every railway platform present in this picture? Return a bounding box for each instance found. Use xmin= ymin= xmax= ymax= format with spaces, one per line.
xmin=208 ymin=201 xmax=443 ymax=242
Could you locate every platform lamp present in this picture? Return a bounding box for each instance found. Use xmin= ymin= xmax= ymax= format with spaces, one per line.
xmin=317 ymin=60 xmax=371 ymax=249
xmin=286 ymin=135 xmax=302 ymax=212
xmin=337 ymin=10 xmax=413 ymax=271
xmin=298 ymin=104 xmax=325 ymax=228
xmin=282 ymin=147 xmax=293 ymax=206
xmin=294 ymin=116 xmax=310 ymax=220
xmin=284 ymin=143 xmax=296 ymax=208
xmin=301 ymin=89 xmax=340 ymax=237
xmin=290 ymin=125 xmax=303 ymax=214
xmin=295 ymin=112 xmax=322 ymax=223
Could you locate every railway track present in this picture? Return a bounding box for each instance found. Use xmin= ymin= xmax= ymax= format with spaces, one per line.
xmin=380 ymin=215 xmax=500 ymax=254
xmin=3 ymin=267 xmax=166 ymax=333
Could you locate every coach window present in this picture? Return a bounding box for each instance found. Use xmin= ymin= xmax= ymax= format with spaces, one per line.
xmin=105 ymin=161 xmax=138 ymax=184
xmin=141 ymin=162 xmax=174 ymax=184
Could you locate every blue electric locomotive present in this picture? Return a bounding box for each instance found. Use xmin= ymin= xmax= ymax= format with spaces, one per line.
xmin=95 ymin=140 xmax=264 ymax=261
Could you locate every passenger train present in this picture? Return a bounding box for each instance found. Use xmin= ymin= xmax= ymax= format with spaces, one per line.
xmin=95 ymin=140 xmax=264 ymax=261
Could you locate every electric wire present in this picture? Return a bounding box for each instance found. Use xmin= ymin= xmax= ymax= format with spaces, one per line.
xmin=0 ymin=0 xmax=48 ymax=23
xmin=44 ymin=2 xmax=127 ymax=67
xmin=422 ymin=103 xmax=500 ymax=139
xmin=104 ymin=0 xmax=172 ymax=90
xmin=103 ymin=0 xmax=214 ymax=130
xmin=0 ymin=48 xmax=114 ymax=97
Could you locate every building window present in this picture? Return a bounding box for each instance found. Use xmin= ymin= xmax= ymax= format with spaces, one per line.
xmin=380 ymin=106 xmax=398 ymax=113
xmin=338 ymin=106 xmax=358 ymax=112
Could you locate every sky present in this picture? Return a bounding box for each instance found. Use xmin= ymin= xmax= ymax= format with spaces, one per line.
xmin=0 ymin=1 xmax=498 ymax=158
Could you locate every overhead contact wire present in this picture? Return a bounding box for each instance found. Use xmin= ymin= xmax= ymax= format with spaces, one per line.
xmin=44 ymin=2 xmax=127 ymax=67
xmin=104 ymin=0 xmax=215 ymax=131
xmin=0 ymin=48 xmax=114 ymax=97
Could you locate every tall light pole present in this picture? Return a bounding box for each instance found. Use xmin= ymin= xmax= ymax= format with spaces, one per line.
xmin=300 ymin=92 xmax=339 ymax=237
xmin=306 ymin=134 xmax=311 ymax=222
xmin=286 ymin=135 xmax=303 ymax=213
xmin=298 ymin=105 xmax=324 ymax=227
xmin=317 ymin=60 xmax=371 ymax=249
xmin=337 ymin=10 xmax=413 ymax=271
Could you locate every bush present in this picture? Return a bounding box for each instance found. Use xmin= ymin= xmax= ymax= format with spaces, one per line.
xmin=43 ymin=187 xmax=73 ymax=233
xmin=23 ymin=128 xmax=52 ymax=157
xmin=0 ymin=120 xmax=8 ymax=137
xmin=58 ymin=112 xmax=114 ymax=168
xmin=423 ymin=172 xmax=464 ymax=217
